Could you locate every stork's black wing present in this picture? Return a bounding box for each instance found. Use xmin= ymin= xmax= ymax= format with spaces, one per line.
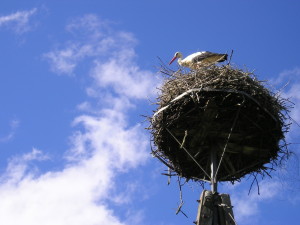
xmin=192 ymin=51 xmax=228 ymax=64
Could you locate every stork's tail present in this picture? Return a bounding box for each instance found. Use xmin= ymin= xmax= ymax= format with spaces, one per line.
xmin=217 ymin=54 xmax=228 ymax=62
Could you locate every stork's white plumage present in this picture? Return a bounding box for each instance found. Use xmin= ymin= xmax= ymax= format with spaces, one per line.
xmin=169 ymin=51 xmax=228 ymax=69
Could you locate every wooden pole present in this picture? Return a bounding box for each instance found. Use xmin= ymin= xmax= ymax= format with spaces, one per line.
xmin=210 ymin=146 xmax=218 ymax=193
xmin=196 ymin=147 xmax=236 ymax=225
xmin=211 ymin=146 xmax=218 ymax=225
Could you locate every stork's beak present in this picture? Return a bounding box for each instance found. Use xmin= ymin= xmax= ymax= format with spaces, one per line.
xmin=169 ymin=56 xmax=177 ymax=65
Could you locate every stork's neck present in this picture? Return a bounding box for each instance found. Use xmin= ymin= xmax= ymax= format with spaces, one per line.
xmin=177 ymin=56 xmax=183 ymax=66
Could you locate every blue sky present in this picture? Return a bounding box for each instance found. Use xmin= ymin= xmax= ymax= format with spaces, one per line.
xmin=0 ymin=1 xmax=300 ymax=225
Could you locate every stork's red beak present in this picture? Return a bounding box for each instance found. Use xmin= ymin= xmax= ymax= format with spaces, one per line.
xmin=169 ymin=56 xmax=177 ymax=65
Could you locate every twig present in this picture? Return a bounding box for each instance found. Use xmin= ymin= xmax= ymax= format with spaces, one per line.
xmin=180 ymin=130 xmax=188 ymax=148
xmin=168 ymin=167 xmax=171 ymax=185
xmin=248 ymin=173 xmax=260 ymax=195
xmin=166 ymin=128 xmax=211 ymax=179
xmin=227 ymin=50 xmax=234 ymax=66
xmin=215 ymin=96 xmax=244 ymax=180
xmin=150 ymin=140 xmax=175 ymax=170
xmin=275 ymin=80 xmax=290 ymax=97
xmin=175 ymin=177 xmax=188 ymax=218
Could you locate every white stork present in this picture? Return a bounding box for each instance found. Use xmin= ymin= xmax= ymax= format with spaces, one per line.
xmin=169 ymin=51 xmax=228 ymax=69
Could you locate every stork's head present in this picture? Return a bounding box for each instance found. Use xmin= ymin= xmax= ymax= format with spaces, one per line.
xmin=169 ymin=52 xmax=182 ymax=65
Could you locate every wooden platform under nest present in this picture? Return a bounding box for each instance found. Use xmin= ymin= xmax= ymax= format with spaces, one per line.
xmin=150 ymin=65 xmax=290 ymax=183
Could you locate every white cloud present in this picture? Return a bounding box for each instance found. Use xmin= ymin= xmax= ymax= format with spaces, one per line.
xmin=0 ymin=8 xmax=37 ymax=33
xmin=44 ymin=14 xmax=136 ymax=75
xmin=43 ymin=44 xmax=79 ymax=74
xmin=0 ymin=119 xmax=20 ymax=143
xmin=0 ymin=106 xmax=149 ymax=225
xmin=44 ymin=14 xmax=161 ymax=99
xmin=282 ymin=83 xmax=300 ymax=127
xmin=1 ymin=148 xmax=48 ymax=184
xmin=0 ymin=14 xmax=158 ymax=225
xmin=270 ymin=67 xmax=300 ymax=125
xmin=271 ymin=67 xmax=300 ymax=86
xmin=90 ymin=49 xmax=160 ymax=99
xmin=69 ymin=109 xmax=148 ymax=169
xmin=228 ymin=179 xmax=282 ymax=225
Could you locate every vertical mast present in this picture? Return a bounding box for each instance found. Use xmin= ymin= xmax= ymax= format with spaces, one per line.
xmin=210 ymin=146 xmax=217 ymax=193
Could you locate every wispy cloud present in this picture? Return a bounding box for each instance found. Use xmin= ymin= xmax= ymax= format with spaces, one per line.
xmin=1 ymin=148 xmax=49 ymax=183
xmin=0 ymin=14 xmax=159 ymax=225
xmin=224 ymin=179 xmax=283 ymax=225
xmin=270 ymin=67 xmax=300 ymax=87
xmin=270 ymin=67 xmax=300 ymax=141
xmin=0 ymin=8 xmax=37 ymax=34
xmin=90 ymin=49 xmax=159 ymax=99
xmin=0 ymin=109 xmax=148 ymax=225
xmin=0 ymin=119 xmax=20 ymax=143
xmin=44 ymin=14 xmax=128 ymax=75
xmin=44 ymin=14 xmax=160 ymax=100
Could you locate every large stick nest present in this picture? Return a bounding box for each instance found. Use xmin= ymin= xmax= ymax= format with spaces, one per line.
xmin=150 ymin=65 xmax=291 ymax=183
